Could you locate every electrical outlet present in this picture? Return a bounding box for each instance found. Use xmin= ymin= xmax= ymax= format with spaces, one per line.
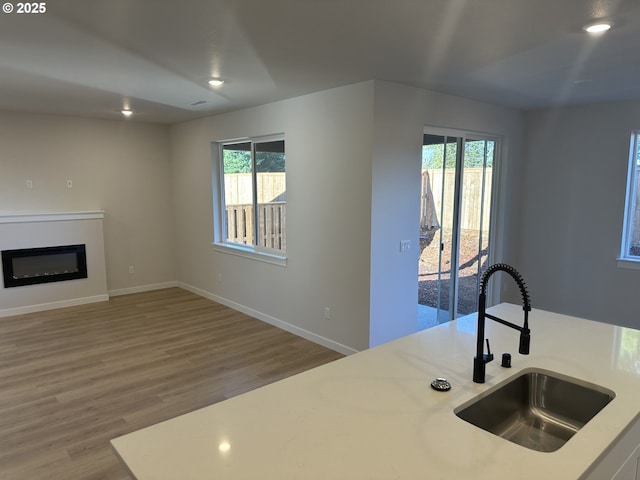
xmin=26 ymin=180 xmax=33 ymax=189
xmin=66 ymin=179 xmax=73 ymax=188
xmin=400 ymin=240 xmax=411 ymax=252
xmin=129 ymin=266 xmax=135 ymax=274
xmin=324 ymin=307 xmax=331 ymax=320
xmin=217 ymin=273 xmax=222 ymax=282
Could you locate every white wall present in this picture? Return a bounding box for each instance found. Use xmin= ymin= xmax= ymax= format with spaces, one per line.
xmin=519 ymin=101 xmax=640 ymax=328
xmin=368 ymin=81 xmax=525 ymax=346
xmin=0 ymin=112 xmax=175 ymax=295
xmin=170 ymin=82 xmax=375 ymax=353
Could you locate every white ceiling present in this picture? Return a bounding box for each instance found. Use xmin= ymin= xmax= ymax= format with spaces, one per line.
xmin=1 ymin=0 xmax=639 ymax=124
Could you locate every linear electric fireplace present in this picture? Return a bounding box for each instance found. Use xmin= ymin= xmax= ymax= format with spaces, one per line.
xmin=1 ymin=244 xmax=88 ymax=288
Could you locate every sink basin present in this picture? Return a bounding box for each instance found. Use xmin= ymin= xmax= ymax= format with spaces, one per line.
xmin=454 ymin=368 xmax=615 ymax=452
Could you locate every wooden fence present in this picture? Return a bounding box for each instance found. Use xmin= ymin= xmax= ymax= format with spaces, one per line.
xmin=421 ymin=167 xmax=493 ymax=233
xmin=226 ymin=202 xmax=286 ymax=250
xmin=224 ymin=173 xmax=286 ymax=204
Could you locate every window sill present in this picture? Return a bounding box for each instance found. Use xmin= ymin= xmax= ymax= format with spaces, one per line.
xmin=212 ymin=242 xmax=287 ymax=267
xmin=617 ymin=257 xmax=640 ymax=270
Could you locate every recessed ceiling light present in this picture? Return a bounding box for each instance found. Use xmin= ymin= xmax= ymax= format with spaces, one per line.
xmin=208 ymin=78 xmax=225 ymax=87
xmin=121 ymin=109 xmax=133 ymax=117
xmin=583 ymin=22 xmax=612 ymax=33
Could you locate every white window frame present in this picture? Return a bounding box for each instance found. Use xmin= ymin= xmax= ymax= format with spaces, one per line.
xmin=618 ymin=131 xmax=640 ymax=270
xmin=212 ymin=134 xmax=287 ymax=267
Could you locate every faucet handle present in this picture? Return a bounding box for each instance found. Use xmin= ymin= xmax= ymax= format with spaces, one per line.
xmin=485 ymin=339 xmax=494 ymax=362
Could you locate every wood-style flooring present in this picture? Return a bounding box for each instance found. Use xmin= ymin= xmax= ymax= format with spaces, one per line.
xmin=0 ymin=288 xmax=344 ymax=479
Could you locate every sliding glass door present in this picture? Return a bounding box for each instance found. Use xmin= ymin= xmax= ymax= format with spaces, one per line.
xmin=419 ymin=130 xmax=496 ymax=327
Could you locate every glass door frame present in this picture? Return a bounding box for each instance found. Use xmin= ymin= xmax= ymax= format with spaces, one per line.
xmin=423 ymin=125 xmax=501 ymax=322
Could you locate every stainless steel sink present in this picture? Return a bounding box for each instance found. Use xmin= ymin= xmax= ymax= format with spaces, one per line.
xmin=454 ymin=368 xmax=615 ymax=452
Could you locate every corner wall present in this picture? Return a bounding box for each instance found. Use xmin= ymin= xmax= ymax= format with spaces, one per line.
xmin=171 ymin=80 xmax=526 ymax=352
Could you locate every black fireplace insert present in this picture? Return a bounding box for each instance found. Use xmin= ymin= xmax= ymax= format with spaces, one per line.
xmin=1 ymin=244 xmax=88 ymax=288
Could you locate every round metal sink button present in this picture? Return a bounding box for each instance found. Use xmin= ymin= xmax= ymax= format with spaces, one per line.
xmin=430 ymin=377 xmax=451 ymax=391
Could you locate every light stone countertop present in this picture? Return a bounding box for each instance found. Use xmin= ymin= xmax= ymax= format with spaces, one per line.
xmin=111 ymin=304 xmax=640 ymax=479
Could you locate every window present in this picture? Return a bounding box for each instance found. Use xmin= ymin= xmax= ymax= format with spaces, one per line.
xmin=620 ymin=131 xmax=640 ymax=265
xmin=215 ymin=136 xmax=286 ymax=262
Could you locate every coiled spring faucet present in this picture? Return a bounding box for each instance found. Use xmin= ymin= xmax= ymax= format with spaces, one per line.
xmin=474 ymin=263 xmax=531 ymax=383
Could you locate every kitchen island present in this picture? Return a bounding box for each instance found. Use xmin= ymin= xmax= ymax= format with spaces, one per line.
xmin=111 ymin=304 xmax=640 ymax=479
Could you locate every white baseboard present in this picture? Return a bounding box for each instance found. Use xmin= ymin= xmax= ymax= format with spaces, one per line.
xmin=0 ymin=294 xmax=110 ymax=318
xmin=108 ymin=281 xmax=179 ymax=297
xmin=178 ymin=282 xmax=358 ymax=356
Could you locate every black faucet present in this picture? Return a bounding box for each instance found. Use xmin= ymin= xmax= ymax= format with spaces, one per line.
xmin=473 ymin=263 xmax=531 ymax=383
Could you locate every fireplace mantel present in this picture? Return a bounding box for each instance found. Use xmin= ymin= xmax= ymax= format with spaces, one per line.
xmin=0 ymin=211 xmax=104 ymax=224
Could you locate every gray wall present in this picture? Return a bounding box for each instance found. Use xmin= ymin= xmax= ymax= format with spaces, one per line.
xmin=518 ymin=101 xmax=640 ymax=328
